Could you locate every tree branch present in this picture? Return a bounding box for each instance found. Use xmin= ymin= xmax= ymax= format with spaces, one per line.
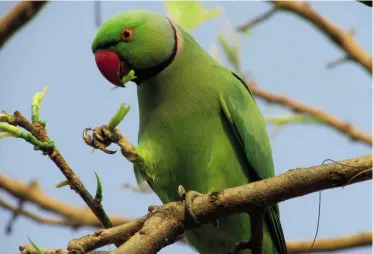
xmin=0 ymin=173 xmax=129 ymax=229
xmin=238 ymin=1 xmax=372 ymax=74
xmin=0 ymin=197 xmax=86 ymax=228
xmin=55 ymin=155 xmax=371 ymax=254
xmin=0 ymin=1 xmax=48 ymax=48
xmin=236 ymin=7 xmax=277 ymax=31
xmin=0 ymin=111 xmax=116 ymax=231
xmin=357 ymin=1 xmax=372 ymax=7
xmin=5 ymin=154 xmax=370 ymax=254
xmin=19 ymin=245 xmax=109 ymax=254
xmin=19 ymin=232 xmax=372 ymax=254
xmin=287 ymin=232 xmax=372 ymax=253
xmin=247 ymin=81 xmax=372 ymax=146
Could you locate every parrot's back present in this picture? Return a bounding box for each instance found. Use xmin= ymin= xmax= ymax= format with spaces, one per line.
xmin=135 ymin=26 xmax=286 ymax=254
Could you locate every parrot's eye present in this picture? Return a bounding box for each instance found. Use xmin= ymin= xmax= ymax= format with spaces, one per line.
xmin=121 ymin=28 xmax=134 ymax=42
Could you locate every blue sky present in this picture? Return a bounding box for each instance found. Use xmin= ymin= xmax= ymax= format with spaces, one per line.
xmin=0 ymin=1 xmax=371 ymax=254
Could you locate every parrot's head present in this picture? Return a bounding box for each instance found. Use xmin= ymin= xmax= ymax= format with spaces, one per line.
xmin=92 ymin=10 xmax=180 ymax=86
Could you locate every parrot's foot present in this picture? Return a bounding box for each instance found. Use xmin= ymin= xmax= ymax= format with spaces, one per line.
xmin=83 ymin=125 xmax=123 ymax=154
xmin=178 ymin=185 xmax=202 ymax=224
xmin=230 ymin=210 xmax=264 ymax=254
xmin=229 ymin=240 xmax=251 ymax=254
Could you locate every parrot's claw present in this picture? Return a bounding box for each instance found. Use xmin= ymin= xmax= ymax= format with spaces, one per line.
xmin=178 ymin=185 xmax=201 ymax=224
xmin=229 ymin=240 xmax=251 ymax=254
xmin=83 ymin=126 xmax=122 ymax=154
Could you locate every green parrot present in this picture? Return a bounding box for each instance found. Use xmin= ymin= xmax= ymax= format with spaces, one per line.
xmin=92 ymin=10 xmax=287 ymax=254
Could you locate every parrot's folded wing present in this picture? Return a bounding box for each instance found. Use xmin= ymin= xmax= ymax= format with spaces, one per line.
xmin=220 ymin=72 xmax=287 ymax=254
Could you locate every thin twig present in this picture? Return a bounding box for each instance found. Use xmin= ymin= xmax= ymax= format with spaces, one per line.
xmin=326 ymin=55 xmax=353 ymax=69
xmin=94 ymin=1 xmax=102 ymax=27
xmin=236 ymin=7 xmax=277 ymax=31
xmin=3 ymin=180 xmax=38 ymax=234
xmin=0 ymin=1 xmax=48 ymax=48
xmin=287 ymin=232 xmax=373 ymax=253
xmin=4 ymin=111 xmax=115 ymax=230
xmin=247 ymin=81 xmax=372 ymax=146
xmin=0 ymin=197 xmax=75 ymax=228
xmin=357 ymin=1 xmax=372 ymax=7
xmin=238 ymin=1 xmax=372 ymax=74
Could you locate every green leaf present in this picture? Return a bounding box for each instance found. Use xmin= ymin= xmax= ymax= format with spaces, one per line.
xmin=121 ymin=69 xmax=137 ymax=87
xmin=165 ymin=1 xmax=222 ymax=30
xmin=94 ymin=171 xmax=103 ymax=203
xmin=107 ymin=103 xmax=131 ymax=130
xmin=55 ymin=180 xmax=69 ymax=188
xmin=0 ymin=113 xmax=15 ymax=123
xmin=0 ymin=123 xmax=55 ymax=151
xmin=0 ymin=132 xmax=14 ymax=139
xmin=31 ymin=85 xmax=48 ymax=126
xmin=27 ymin=236 xmax=44 ymax=254
xmin=0 ymin=123 xmax=21 ymax=137
xmin=209 ymin=42 xmax=220 ymax=63
xmin=264 ymin=114 xmax=324 ymax=125
xmin=218 ymin=20 xmax=241 ymax=73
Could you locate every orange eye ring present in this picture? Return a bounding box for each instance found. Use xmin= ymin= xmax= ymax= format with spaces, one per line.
xmin=121 ymin=28 xmax=134 ymax=42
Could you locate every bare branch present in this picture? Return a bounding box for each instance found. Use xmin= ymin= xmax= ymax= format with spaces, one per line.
xmin=247 ymin=81 xmax=372 ymax=146
xmin=236 ymin=7 xmax=277 ymax=31
xmin=68 ymin=216 xmax=147 ymax=253
xmin=59 ymin=155 xmax=371 ymax=254
xmin=357 ymin=1 xmax=372 ymax=7
xmin=238 ymin=1 xmax=372 ymax=74
xmin=19 ymin=232 xmax=373 ymax=254
xmin=2 ymin=180 xmax=38 ymax=234
xmin=19 ymin=245 xmax=109 ymax=254
xmin=0 ymin=1 xmax=48 ymax=48
xmin=287 ymin=232 xmax=373 ymax=253
xmin=0 ymin=197 xmax=84 ymax=228
xmin=273 ymin=1 xmax=372 ymax=74
xmin=0 ymin=173 xmax=129 ymax=229
xmin=94 ymin=1 xmax=102 ymax=27
xmin=326 ymin=55 xmax=353 ymax=69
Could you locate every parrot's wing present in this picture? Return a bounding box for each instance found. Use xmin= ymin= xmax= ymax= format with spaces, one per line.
xmin=220 ymin=72 xmax=287 ymax=254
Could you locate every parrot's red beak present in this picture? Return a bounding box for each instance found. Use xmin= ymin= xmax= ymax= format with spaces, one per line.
xmin=94 ymin=50 xmax=129 ymax=86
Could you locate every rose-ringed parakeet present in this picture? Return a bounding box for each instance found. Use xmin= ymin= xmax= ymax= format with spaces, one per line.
xmin=91 ymin=10 xmax=287 ymax=254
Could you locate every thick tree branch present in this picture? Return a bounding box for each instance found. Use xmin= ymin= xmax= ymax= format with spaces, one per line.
xmin=6 ymin=154 xmax=370 ymax=254
xmin=19 ymin=232 xmax=373 ymax=254
xmin=0 ymin=173 xmax=129 ymax=229
xmin=57 ymin=155 xmax=371 ymax=254
xmin=19 ymin=245 xmax=109 ymax=254
xmin=0 ymin=1 xmax=48 ymax=48
xmin=247 ymin=81 xmax=372 ymax=146
xmin=287 ymin=232 xmax=373 ymax=253
xmin=237 ymin=1 xmax=372 ymax=74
